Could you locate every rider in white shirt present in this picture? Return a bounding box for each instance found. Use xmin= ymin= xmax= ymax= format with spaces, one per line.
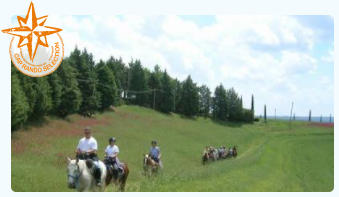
xmin=75 ymin=126 xmax=102 ymax=186
xmin=104 ymin=137 xmax=123 ymax=181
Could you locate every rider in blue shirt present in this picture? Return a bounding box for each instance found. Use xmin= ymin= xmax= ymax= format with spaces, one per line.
xmin=149 ymin=140 xmax=161 ymax=163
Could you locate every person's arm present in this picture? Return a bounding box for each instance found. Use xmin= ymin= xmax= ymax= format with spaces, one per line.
xmin=76 ymin=140 xmax=81 ymax=154
xmin=158 ymin=148 xmax=161 ymax=159
xmin=111 ymin=147 xmax=119 ymax=158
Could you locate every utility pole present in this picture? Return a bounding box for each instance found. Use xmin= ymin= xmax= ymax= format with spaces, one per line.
xmin=289 ymin=102 xmax=294 ymax=130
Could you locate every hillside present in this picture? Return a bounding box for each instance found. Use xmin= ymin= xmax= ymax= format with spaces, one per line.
xmin=11 ymin=105 xmax=334 ymax=192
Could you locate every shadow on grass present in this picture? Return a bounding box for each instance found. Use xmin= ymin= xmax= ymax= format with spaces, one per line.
xmin=212 ymin=119 xmax=251 ymax=128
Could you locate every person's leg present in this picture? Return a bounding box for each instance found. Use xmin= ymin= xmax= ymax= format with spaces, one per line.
xmin=92 ymin=156 xmax=102 ymax=186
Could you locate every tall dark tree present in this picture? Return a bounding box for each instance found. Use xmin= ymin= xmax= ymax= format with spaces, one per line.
xmin=56 ymin=60 xmax=82 ymax=118
xmin=212 ymin=84 xmax=228 ymax=121
xmin=47 ymin=72 xmax=63 ymax=115
xmin=148 ymin=65 xmax=162 ymax=109
xmin=173 ymin=79 xmax=182 ymax=113
xmin=70 ymin=48 xmax=101 ymax=116
xmin=227 ymin=88 xmax=242 ymax=121
xmin=264 ymin=105 xmax=267 ymax=122
xmin=106 ymin=56 xmax=127 ymax=100
xmin=198 ymin=85 xmax=211 ymax=118
xmin=159 ymin=70 xmax=174 ymax=113
xmin=96 ymin=60 xmax=118 ymax=110
xmin=251 ymin=94 xmax=255 ymax=116
xmin=129 ymin=60 xmax=149 ymax=106
xmin=11 ymin=66 xmax=29 ymax=130
xmin=179 ymin=75 xmax=199 ymax=117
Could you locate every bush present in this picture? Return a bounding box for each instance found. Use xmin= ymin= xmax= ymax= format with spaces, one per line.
xmin=241 ymin=109 xmax=254 ymax=123
xmin=254 ymin=118 xmax=260 ymax=122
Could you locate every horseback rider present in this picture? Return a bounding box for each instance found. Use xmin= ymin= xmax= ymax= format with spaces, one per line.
xmin=149 ymin=140 xmax=162 ymax=168
xmin=104 ymin=137 xmax=123 ymax=181
xmin=75 ymin=126 xmax=102 ymax=186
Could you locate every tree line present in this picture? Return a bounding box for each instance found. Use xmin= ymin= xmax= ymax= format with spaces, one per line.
xmin=11 ymin=47 xmax=255 ymax=130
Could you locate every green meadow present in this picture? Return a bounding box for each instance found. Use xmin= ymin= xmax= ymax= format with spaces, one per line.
xmin=11 ymin=105 xmax=334 ymax=192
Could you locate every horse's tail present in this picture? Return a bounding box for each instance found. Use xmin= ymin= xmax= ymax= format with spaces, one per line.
xmin=120 ymin=163 xmax=129 ymax=192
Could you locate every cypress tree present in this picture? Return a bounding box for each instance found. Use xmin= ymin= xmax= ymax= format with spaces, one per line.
xmin=309 ymin=110 xmax=312 ymax=122
xmin=264 ymin=105 xmax=267 ymax=122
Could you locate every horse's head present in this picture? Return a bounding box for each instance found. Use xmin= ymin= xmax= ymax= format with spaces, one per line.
xmin=67 ymin=158 xmax=80 ymax=189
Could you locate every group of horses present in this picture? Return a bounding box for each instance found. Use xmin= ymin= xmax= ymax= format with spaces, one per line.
xmin=202 ymin=146 xmax=237 ymax=165
xmin=67 ymin=154 xmax=162 ymax=192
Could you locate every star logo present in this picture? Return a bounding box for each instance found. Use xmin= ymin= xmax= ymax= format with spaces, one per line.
xmin=3 ymin=2 xmax=64 ymax=77
xmin=2 ymin=2 xmax=62 ymax=62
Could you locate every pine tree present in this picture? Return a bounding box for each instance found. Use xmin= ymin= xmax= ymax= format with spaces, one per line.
xmin=47 ymin=72 xmax=63 ymax=115
xmin=70 ymin=48 xmax=101 ymax=116
xmin=106 ymin=56 xmax=127 ymax=101
xmin=179 ymin=75 xmax=199 ymax=117
xmin=56 ymin=60 xmax=82 ymax=118
xmin=198 ymin=85 xmax=211 ymax=118
xmin=11 ymin=67 xmax=29 ymax=130
xmin=173 ymin=79 xmax=182 ymax=113
xmin=159 ymin=70 xmax=174 ymax=113
xmin=148 ymin=65 xmax=162 ymax=109
xmin=129 ymin=60 xmax=149 ymax=106
xmin=96 ymin=60 xmax=118 ymax=110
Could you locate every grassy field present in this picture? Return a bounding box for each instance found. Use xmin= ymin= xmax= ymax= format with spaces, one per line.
xmin=11 ymin=105 xmax=334 ymax=192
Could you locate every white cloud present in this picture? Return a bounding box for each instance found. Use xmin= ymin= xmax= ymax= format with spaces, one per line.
xmin=12 ymin=15 xmax=332 ymax=116
xmin=321 ymin=48 xmax=334 ymax=63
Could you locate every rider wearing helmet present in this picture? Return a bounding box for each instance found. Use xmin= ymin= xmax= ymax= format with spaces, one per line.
xmin=104 ymin=137 xmax=122 ymax=181
xmin=149 ymin=140 xmax=161 ymax=164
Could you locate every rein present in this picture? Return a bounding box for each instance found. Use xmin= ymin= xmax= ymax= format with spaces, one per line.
xmin=68 ymin=164 xmax=82 ymax=188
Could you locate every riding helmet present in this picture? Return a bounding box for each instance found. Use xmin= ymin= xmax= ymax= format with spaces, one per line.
xmin=151 ymin=140 xmax=157 ymax=144
xmin=109 ymin=137 xmax=116 ymax=143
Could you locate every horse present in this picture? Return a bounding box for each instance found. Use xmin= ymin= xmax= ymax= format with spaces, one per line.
xmin=143 ymin=154 xmax=161 ymax=175
xmin=105 ymin=161 xmax=129 ymax=192
xmin=67 ymin=158 xmax=107 ymax=192
xmin=232 ymin=146 xmax=238 ymax=158
xmin=202 ymin=151 xmax=209 ymax=165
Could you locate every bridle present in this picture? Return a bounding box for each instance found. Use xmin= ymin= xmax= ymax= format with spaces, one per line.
xmin=68 ymin=163 xmax=81 ymax=188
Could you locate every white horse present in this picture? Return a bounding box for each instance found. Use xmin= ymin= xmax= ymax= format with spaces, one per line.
xmin=67 ymin=158 xmax=107 ymax=192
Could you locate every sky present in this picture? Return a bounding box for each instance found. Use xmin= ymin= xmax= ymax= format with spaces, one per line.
xmin=11 ymin=15 xmax=334 ymax=116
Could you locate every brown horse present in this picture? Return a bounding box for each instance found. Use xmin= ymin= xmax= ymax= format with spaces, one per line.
xmin=143 ymin=154 xmax=159 ymax=175
xmin=105 ymin=163 xmax=129 ymax=192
